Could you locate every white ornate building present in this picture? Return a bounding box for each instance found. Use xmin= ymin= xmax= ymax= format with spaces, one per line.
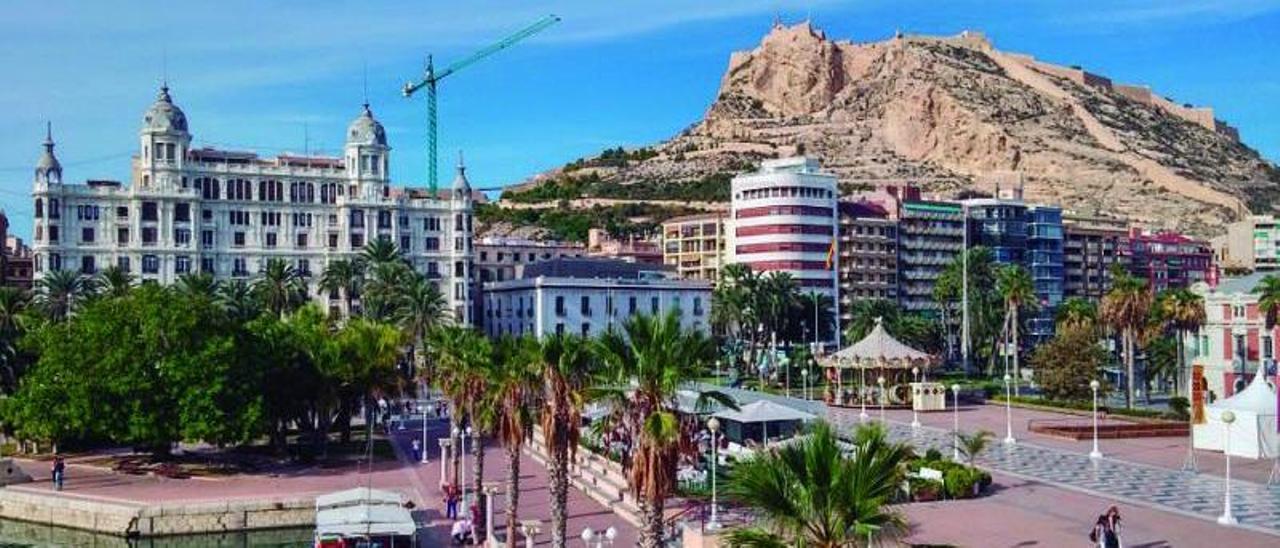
xmin=31 ymin=86 xmax=475 ymax=321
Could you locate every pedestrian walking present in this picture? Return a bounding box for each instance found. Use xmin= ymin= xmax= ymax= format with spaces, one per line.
xmin=1089 ymin=506 xmax=1123 ymax=548
xmin=411 ymin=438 xmax=422 ymax=462
xmin=444 ymin=483 xmax=460 ymax=519
xmin=51 ymin=456 xmax=65 ymax=491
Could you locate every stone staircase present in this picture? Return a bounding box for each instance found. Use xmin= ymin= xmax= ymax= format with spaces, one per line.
xmin=524 ymin=428 xmax=643 ymax=527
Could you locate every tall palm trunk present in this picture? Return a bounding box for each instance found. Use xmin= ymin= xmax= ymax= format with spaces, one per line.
xmin=1124 ymin=328 xmax=1135 ymax=409
xmin=450 ymin=416 xmax=462 ymax=487
xmin=548 ymin=446 xmax=569 ymax=548
xmin=504 ymin=443 xmax=521 ymax=548
xmin=639 ymin=497 xmax=665 ymax=548
xmin=472 ymin=432 xmax=486 ymax=538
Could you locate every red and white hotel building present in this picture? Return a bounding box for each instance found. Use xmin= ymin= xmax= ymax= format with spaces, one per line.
xmin=1189 ymin=273 xmax=1280 ymax=399
xmin=727 ymin=157 xmax=839 ymax=297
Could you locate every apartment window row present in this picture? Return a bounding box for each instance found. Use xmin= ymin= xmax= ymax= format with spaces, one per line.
xmin=735 ymin=186 xmax=833 ymax=201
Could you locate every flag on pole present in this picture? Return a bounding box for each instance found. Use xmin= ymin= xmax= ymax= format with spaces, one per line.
xmin=824 ymin=237 xmax=837 ymax=270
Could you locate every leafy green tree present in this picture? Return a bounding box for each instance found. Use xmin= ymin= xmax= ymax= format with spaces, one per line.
xmin=1032 ymin=324 xmax=1109 ymax=402
xmin=218 ymin=280 xmax=261 ymax=323
xmin=1055 ymin=297 xmax=1098 ymax=334
xmin=395 ymin=274 xmax=449 ymax=382
xmin=0 ymin=287 xmax=33 ymax=394
xmin=724 ymin=422 xmax=909 ymax=548
xmin=176 ymin=272 xmax=220 ymax=301
xmin=844 ymin=300 xmax=943 ymax=355
xmin=592 ymin=312 xmax=729 ymax=548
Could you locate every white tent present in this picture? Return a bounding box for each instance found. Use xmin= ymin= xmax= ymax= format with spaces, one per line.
xmin=1193 ymin=364 xmax=1279 ymax=459
xmin=713 ymin=400 xmax=816 ymax=423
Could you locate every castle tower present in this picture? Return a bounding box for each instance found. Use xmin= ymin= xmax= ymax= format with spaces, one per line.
xmin=344 ymin=103 xmax=390 ymax=199
xmin=450 ymin=152 xmax=473 ymax=323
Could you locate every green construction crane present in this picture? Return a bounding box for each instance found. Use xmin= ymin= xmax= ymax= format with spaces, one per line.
xmin=402 ymin=14 xmax=560 ymax=195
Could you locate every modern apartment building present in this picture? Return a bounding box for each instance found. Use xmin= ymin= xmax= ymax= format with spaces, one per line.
xmin=962 ymin=193 xmax=1064 ymax=340
xmin=728 ymin=157 xmax=839 ymax=297
xmin=660 ymin=212 xmax=726 ymax=283
xmin=30 ymin=87 xmax=476 ymax=320
xmin=1062 ymin=212 xmax=1130 ymax=301
xmin=1216 ymin=215 xmax=1280 ymax=271
xmin=481 ymin=258 xmax=711 ymax=339
xmin=836 ymin=199 xmax=898 ymax=324
xmin=1126 ymin=228 xmax=1213 ymax=292
xmin=897 ymin=200 xmax=964 ymax=314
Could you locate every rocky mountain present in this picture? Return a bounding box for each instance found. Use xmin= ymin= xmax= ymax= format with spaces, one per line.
xmin=510 ymin=23 xmax=1280 ymax=236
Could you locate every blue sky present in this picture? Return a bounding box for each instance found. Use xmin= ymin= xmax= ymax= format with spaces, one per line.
xmin=2 ymin=0 xmax=1278 ymax=239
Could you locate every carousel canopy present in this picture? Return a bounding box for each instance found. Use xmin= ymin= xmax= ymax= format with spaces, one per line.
xmin=825 ymin=318 xmax=933 ymax=368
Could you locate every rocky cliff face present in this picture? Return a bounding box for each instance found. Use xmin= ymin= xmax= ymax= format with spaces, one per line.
xmin=520 ymin=23 xmax=1280 ymax=236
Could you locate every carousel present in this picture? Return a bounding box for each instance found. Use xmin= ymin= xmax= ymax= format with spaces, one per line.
xmin=820 ymin=318 xmax=943 ymax=413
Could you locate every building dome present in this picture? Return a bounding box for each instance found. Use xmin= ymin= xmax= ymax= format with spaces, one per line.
xmin=142 ymin=85 xmax=188 ymax=133
xmin=35 ymin=122 xmax=61 ymax=183
xmin=346 ymin=103 xmax=386 ymax=146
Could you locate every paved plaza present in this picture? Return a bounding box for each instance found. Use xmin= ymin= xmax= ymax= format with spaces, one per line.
xmin=825 ymin=401 xmax=1280 ymax=540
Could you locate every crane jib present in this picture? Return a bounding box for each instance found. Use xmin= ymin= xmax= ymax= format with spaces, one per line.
xmin=400 ymin=14 xmax=561 ymax=194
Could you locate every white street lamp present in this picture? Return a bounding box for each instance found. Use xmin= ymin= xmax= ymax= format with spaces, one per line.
xmin=715 ymin=359 xmax=722 ymax=385
xmin=1003 ymin=374 xmax=1016 ymax=445
xmin=519 ymin=520 xmax=542 ymax=548
xmin=581 ymin=527 xmax=594 ymax=548
xmin=1218 ymin=410 xmax=1238 ymax=526
xmin=420 ymin=404 xmax=434 ymax=464
xmin=859 ymin=366 xmax=869 ymax=421
xmin=580 ymin=526 xmax=617 ymax=548
xmin=1089 ymin=380 xmax=1103 ymax=459
xmin=877 ymin=376 xmax=886 ymax=423
xmin=951 ymin=384 xmax=961 ymax=461
xmin=910 ymin=367 xmax=921 ymax=429
xmin=801 ymin=368 xmax=810 ymax=401
xmin=707 ymin=417 xmax=722 ymax=530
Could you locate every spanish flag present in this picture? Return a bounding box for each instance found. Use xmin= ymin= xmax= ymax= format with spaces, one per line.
xmin=824 ymin=238 xmax=837 ymax=270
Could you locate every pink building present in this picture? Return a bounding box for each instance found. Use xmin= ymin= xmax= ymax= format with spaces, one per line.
xmin=1189 ymin=273 xmax=1280 ymax=399
xmin=1126 ymin=228 xmax=1213 ymax=291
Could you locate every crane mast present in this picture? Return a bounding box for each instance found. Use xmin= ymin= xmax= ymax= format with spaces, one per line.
xmin=402 ymin=14 xmax=560 ymax=195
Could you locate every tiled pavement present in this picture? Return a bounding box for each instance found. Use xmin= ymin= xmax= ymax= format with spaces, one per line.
xmin=825 ymin=406 xmax=1280 ymax=536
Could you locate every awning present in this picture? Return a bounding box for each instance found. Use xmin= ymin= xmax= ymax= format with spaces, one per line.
xmin=713 ymin=400 xmax=815 ymax=423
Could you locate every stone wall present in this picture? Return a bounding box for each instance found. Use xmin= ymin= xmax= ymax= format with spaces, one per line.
xmin=0 ymin=488 xmax=315 ymax=537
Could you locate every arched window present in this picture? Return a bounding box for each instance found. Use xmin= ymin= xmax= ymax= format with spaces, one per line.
xmin=34 ymin=198 xmax=43 ymax=218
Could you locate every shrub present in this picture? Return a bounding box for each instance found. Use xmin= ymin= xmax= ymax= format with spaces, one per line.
xmin=1168 ymin=397 xmax=1190 ymax=421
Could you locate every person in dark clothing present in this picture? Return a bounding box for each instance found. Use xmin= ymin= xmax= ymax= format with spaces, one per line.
xmin=51 ymin=456 xmax=65 ymax=491
xmin=1089 ymin=506 xmax=1122 ymax=548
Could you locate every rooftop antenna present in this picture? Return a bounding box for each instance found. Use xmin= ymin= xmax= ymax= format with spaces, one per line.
xmin=162 ymin=46 xmax=169 ymax=90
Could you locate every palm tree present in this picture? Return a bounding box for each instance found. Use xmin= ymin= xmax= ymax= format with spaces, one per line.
xmin=361 ymin=238 xmax=404 ymax=267
xmin=1055 ymin=297 xmax=1098 ymax=334
xmin=1101 ymin=267 xmax=1152 ymax=408
xmin=95 ymin=265 xmax=135 ymax=298
xmin=34 ymin=269 xmax=91 ymax=321
xmin=1255 ymin=275 xmax=1280 ymax=331
xmin=956 ymin=430 xmax=994 ymax=467
xmin=429 ymin=326 xmax=493 ymax=506
xmin=318 ymin=259 xmax=364 ymax=318
xmin=592 ymin=311 xmax=730 ymax=548
xmin=711 ymin=263 xmax=758 ymax=339
xmin=1158 ymin=288 xmax=1205 ymax=396
xmin=218 ymin=279 xmax=261 ymax=322
xmin=175 ymin=272 xmax=220 ymax=301
xmin=538 ymin=334 xmax=596 ymax=548
xmin=491 ymin=336 xmax=539 ymax=548
xmin=254 ymin=258 xmax=306 ymax=318
xmin=362 ymin=261 xmax=414 ymax=321
xmin=757 ymin=271 xmax=799 ymax=338
xmin=996 ymin=265 xmax=1035 ymax=394
xmin=724 ymin=421 xmax=910 ymax=547
xmin=394 ymin=274 xmax=449 ymax=381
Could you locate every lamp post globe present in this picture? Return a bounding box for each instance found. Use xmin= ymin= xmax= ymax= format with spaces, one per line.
xmin=605 ymin=526 xmax=618 ymax=543
xmin=1218 ymin=410 xmax=1238 ymax=526
xmin=581 ymin=527 xmax=594 ymax=544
